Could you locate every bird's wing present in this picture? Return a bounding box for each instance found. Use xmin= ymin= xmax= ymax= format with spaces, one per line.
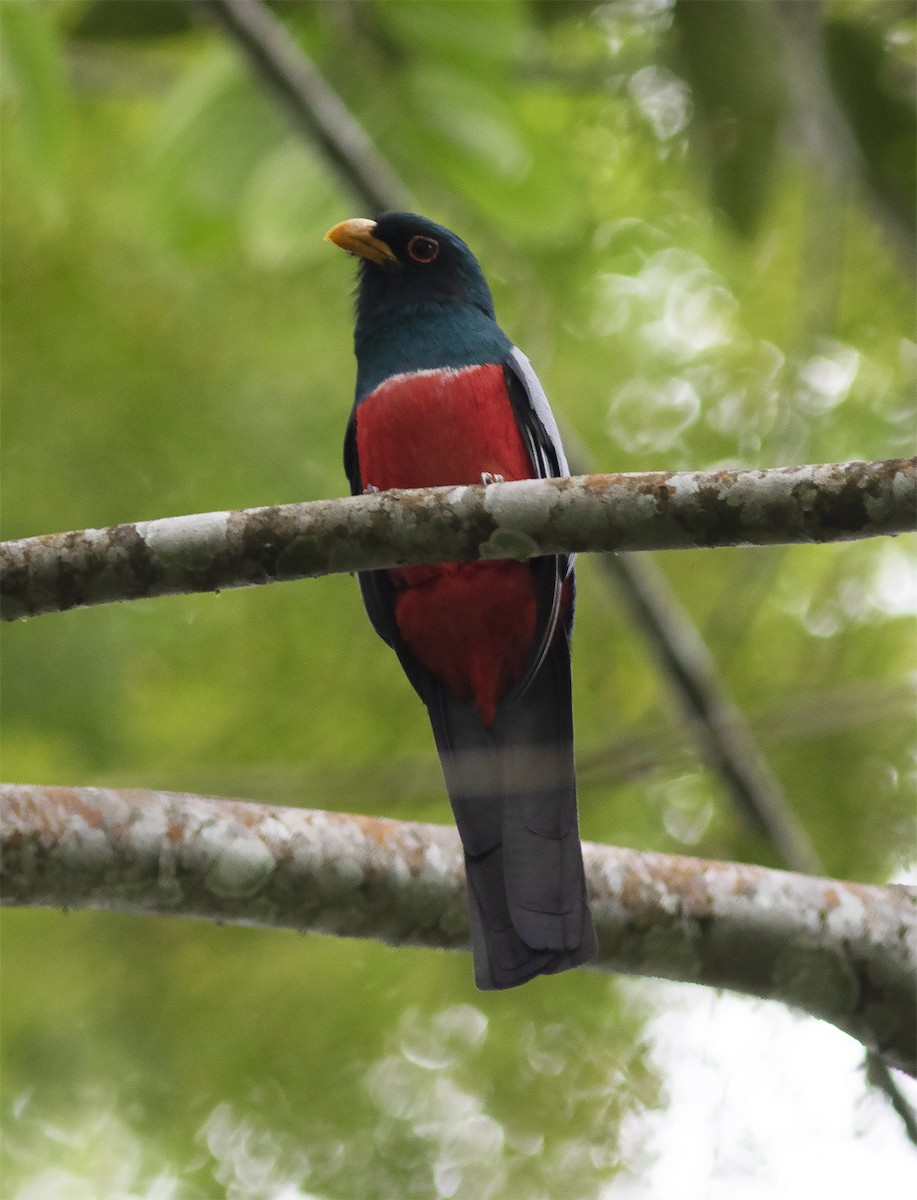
xmin=343 ymin=410 xmax=399 ymax=646
xmin=344 ymin=407 xmax=447 ymax=699
xmin=504 ymin=346 xmax=571 ymax=480
xmin=342 ymin=409 xmax=362 ymax=497
xmin=500 ymin=348 xmax=575 ymax=705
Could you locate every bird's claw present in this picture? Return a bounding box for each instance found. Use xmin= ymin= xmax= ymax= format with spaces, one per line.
xmin=480 ymin=472 xmax=505 ymax=485
xmin=363 ymin=483 xmax=380 ymax=494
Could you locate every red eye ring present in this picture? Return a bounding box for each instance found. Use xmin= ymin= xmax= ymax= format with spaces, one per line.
xmin=407 ymin=235 xmax=440 ymax=264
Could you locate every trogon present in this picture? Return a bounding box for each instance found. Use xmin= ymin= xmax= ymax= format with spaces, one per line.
xmin=325 ymin=212 xmax=597 ymax=989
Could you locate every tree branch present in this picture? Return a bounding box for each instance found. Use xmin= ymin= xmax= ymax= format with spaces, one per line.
xmin=2 ymin=783 xmax=913 ymax=1075
xmin=2 ymin=458 xmax=913 ymax=621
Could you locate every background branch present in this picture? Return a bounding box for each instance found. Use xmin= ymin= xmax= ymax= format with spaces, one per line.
xmin=600 ymin=550 xmax=821 ymax=872
xmin=2 ymin=783 xmax=913 ymax=1076
xmin=777 ymin=0 xmax=916 ymax=273
xmin=3 ymin=458 xmax=913 ymax=621
xmin=190 ymin=0 xmax=409 ymax=214
xmin=563 ymin=437 xmax=823 ymax=872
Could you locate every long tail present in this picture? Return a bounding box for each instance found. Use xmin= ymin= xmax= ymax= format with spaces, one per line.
xmin=428 ymin=637 xmax=597 ymax=989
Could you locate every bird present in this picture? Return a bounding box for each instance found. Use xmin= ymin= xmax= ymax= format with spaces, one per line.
xmin=325 ymin=212 xmax=597 ymax=989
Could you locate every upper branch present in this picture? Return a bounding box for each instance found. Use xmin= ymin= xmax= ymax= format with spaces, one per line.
xmin=2 ymin=783 xmax=913 ymax=1075
xmin=2 ymin=458 xmax=913 ymax=620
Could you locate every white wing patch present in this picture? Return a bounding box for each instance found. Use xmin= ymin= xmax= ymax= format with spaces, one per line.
xmin=507 ymin=347 xmax=571 ymax=478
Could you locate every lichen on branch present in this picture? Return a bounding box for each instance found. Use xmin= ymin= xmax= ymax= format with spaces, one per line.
xmin=2 ymin=783 xmax=914 ymax=1075
xmin=2 ymin=458 xmax=914 ymax=620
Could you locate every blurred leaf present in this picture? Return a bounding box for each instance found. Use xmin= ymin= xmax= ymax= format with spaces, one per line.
xmin=70 ymin=0 xmax=194 ymax=40
xmin=239 ymin=140 xmax=346 ymax=269
xmin=0 ymin=0 xmax=70 ymax=192
xmin=410 ymin=64 xmax=530 ymax=178
xmin=145 ymin=47 xmax=286 ymax=258
xmin=673 ymin=0 xmax=788 ymax=236
xmin=376 ymin=0 xmax=529 ymax=66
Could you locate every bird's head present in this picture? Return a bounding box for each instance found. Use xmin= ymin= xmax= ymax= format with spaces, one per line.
xmin=325 ymin=212 xmax=497 ymax=327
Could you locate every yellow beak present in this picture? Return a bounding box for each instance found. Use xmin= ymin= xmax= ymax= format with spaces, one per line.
xmin=324 ymin=218 xmax=398 ymax=266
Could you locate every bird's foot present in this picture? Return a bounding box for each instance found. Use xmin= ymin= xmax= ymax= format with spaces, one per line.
xmin=480 ymin=472 xmax=505 ymax=485
xmin=363 ymin=483 xmax=380 ymax=494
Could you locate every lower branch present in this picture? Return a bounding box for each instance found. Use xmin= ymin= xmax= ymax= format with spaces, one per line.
xmin=2 ymin=784 xmax=913 ymax=1075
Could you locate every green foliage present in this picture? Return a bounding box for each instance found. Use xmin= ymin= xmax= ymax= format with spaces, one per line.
xmin=1 ymin=0 xmax=914 ymax=1194
xmin=0 ymin=0 xmax=71 ymax=198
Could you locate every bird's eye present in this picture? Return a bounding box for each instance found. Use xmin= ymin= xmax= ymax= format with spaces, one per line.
xmin=407 ymin=235 xmax=440 ymax=264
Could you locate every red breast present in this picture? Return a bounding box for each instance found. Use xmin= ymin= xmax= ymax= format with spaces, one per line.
xmin=356 ymin=365 xmax=538 ymax=725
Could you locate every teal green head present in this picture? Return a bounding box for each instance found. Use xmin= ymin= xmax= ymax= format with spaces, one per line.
xmin=325 ymin=212 xmax=511 ymax=398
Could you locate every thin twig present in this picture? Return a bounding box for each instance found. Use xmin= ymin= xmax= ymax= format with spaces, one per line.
xmin=577 ymin=679 xmax=917 ymax=787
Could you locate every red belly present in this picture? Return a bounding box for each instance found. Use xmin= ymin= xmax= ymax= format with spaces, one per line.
xmin=356 ymin=365 xmax=537 ymax=725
